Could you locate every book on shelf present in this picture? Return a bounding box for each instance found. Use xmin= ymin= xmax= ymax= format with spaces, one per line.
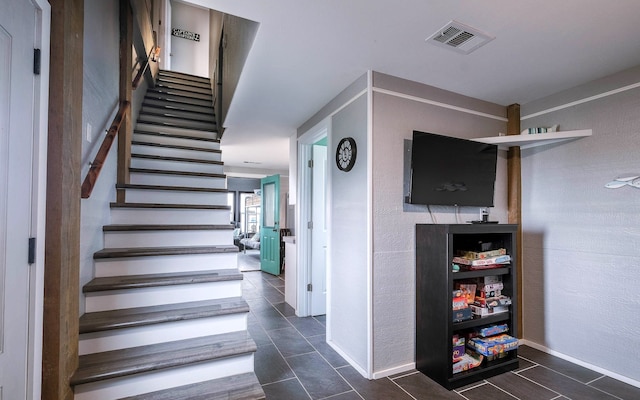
xmin=457 ymin=248 xmax=506 ymax=259
xmin=452 ymin=254 xmax=511 ymax=266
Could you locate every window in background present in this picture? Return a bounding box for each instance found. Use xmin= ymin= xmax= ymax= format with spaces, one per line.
xmin=227 ymin=192 xmax=235 ymax=225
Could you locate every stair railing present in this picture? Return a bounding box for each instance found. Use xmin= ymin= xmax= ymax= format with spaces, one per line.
xmin=80 ymin=100 xmax=131 ymax=199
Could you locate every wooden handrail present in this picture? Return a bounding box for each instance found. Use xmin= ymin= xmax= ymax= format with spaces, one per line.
xmin=81 ymin=101 xmax=131 ymax=198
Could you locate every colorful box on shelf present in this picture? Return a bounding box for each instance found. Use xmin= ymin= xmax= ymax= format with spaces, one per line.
xmin=452 ymin=335 xmax=465 ymax=362
xmin=474 ymin=295 xmax=511 ymax=308
xmin=474 ymin=324 xmax=509 ymax=337
xmin=453 ymin=308 xmax=472 ymax=322
xmin=470 ymin=304 xmax=509 ymax=317
xmin=452 ymin=351 xmax=483 ymax=374
xmin=468 ymin=334 xmax=519 ymax=357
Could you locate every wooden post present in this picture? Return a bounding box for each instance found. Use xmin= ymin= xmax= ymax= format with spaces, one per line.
xmin=117 ymin=0 xmax=133 ymax=203
xmin=506 ymin=104 xmax=523 ymax=337
xmin=43 ymin=0 xmax=83 ymax=398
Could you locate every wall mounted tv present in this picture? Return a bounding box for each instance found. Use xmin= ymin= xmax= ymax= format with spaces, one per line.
xmin=407 ymin=131 xmax=498 ymax=207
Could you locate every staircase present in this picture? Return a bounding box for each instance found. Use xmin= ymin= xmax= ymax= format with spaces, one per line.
xmin=72 ymin=71 xmax=265 ymax=399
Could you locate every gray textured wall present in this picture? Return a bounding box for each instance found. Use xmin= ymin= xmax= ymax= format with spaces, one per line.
xmin=371 ymin=72 xmax=508 ymax=374
xmin=520 ymin=66 xmax=640 ymax=382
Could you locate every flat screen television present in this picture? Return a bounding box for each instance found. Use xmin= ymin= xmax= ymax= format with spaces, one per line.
xmin=407 ymin=131 xmax=497 ymax=207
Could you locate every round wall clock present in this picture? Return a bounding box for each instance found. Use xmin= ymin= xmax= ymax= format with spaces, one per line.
xmin=336 ymin=137 xmax=357 ymax=172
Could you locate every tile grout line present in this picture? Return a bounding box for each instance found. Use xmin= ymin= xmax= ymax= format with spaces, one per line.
xmin=485 ymin=380 xmax=522 ymax=399
xmin=244 ymin=273 xmax=313 ymax=399
xmin=250 ymin=271 xmax=361 ymax=400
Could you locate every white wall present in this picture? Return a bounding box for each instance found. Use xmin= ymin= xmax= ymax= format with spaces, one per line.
xmin=520 ymin=65 xmax=640 ymax=384
xmin=170 ymin=0 xmax=210 ymax=77
xmin=370 ymin=72 xmax=508 ymax=376
xmin=80 ymin=0 xmax=120 ymax=312
xmin=330 ymin=94 xmax=370 ymax=373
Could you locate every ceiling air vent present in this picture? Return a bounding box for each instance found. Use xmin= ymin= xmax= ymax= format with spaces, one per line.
xmin=427 ymin=20 xmax=495 ymax=54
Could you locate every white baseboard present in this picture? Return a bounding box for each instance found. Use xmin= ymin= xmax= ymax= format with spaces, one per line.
xmin=326 ymin=339 xmax=369 ymax=378
xmin=371 ymin=363 xmax=416 ymax=380
xmin=520 ymin=340 xmax=640 ymax=389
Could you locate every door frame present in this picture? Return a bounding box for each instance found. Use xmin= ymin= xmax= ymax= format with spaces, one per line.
xmin=21 ymin=0 xmax=50 ymax=398
xmin=296 ymin=119 xmax=330 ymax=317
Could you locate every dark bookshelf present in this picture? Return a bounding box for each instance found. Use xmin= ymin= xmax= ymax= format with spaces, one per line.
xmin=415 ymin=224 xmax=519 ymax=389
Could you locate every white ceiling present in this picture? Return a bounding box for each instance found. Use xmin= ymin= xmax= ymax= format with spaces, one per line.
xmin=186 ymin=0 xmax=640 ymax=175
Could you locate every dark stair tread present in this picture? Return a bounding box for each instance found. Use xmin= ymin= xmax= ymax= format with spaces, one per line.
xmin=94 ymin=245 xmax=239 ymax=259
xmin=134 ymin=129 xmax=220 ymax=143
xmin=79 ymin=297 xmax=249 ymax=334
xmin=144 ymin=93 xmax=213 ymax=108
xmin=148 ymin=87 xmax=213 ymax=101
xmin=70 ymin=332 xmax=256 ymax=386
xmin=142 ymin=99 xmax=214 ymax=115
xmin=154 ymin=81 xmax=212 ymax=96
xmin=131 ymin=139 xmax=222 ymax=154
xmin=158 ymin=70 xmax=210 ymax=83
xmin=128 ymin=167 xmax=226 ymax=179
xmin=110 ymin=202 xmax=230 ymax=210
xmin=120 ymin=372 xmax=264 ymax=400
xmin=103 ymin=224 xmax=234 ymax=232
xmin=83 ymin=269 xmax=243 ymax=293
xmin=131 ymin=153 xmax=223 ymax=165
xmin=116 ymin=183 xmax=227 ymax=193
xmin=156 ymin=75 xmax=212 ymax=88
xmin=138 ymin=112 xmax=217 ymax=126
xmin=143 ymin=92 xmax=213 ymax=108
xmin=140 ymin=105 xmax=216 ymax=122
xmin=136 ymin=117 xmax=217 ymax=132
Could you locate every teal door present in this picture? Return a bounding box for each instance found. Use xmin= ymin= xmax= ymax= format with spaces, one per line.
xmin=260 ymin=174 xmax=280 ymax=275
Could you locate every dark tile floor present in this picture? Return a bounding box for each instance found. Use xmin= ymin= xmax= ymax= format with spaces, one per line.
xmin=241 ymin=268 xmax=640 ymax=400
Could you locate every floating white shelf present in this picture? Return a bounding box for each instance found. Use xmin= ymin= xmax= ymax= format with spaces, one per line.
xmin=472 ymin=129 xmax=592 ymax=150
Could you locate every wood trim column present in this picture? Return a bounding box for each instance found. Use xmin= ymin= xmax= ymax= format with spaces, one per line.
xmin=116 ymin=0 xmax=133 ymax=203
xmin=43 ymin=0 xmax=83 ymax=398
xmin=506 ymin=103 xmax=523 ymax=337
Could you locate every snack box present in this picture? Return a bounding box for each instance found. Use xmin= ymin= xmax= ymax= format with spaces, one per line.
xmin=470 ymin=304 xmax=509 ymax=317
xmin=474 ymin=324 xmax=509 ymax=337
xmin=468 ymin=334 xmax=518 ymax=356
xmin=453 ymin=307 xmax=472 ymax=322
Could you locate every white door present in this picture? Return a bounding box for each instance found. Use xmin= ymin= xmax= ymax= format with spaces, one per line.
xmin=310 ymin=145 xmax=327 ymax=316
xmin=0 ymin=0 xmax=38 ymax=397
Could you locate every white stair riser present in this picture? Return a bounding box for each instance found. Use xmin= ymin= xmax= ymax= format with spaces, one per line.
xmin=79 ymin=313 xmax=247 ymax=355
xmin=124 ymin=188 xmax=227 ymax=205
xmin=131 ymin=157 xmax=224 ymax=175
xmin=110 ymin=208 xmax=230 ymax=225
xmin=94 ymin=252 xmax=238 ymax=277
xmin=85 ymin=280 xmax=242 ymax=312
xmin=103 ymin=229 xmax=233 ymax=248
xmin=133 ymin=132 xmax=220 ymax=150
xmin=131 ymin=144 xmax=222 ymax=162
xmin=136 ymin=123 xmax=216 ymax=139
xmin=73 ymin=353 xmax=254 ymax=400
xmin=130 ymin=172 xmax=226 ymax=189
